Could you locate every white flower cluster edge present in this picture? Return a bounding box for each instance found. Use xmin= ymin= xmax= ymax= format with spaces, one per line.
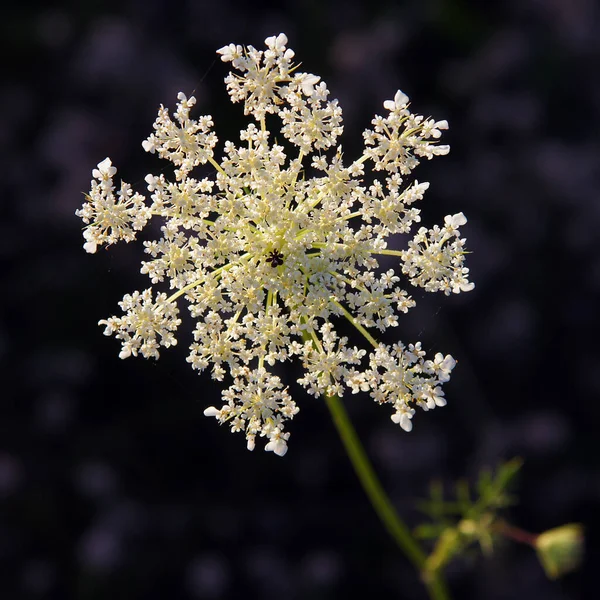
xmin=77 ymin=33 xmax=474 ymax=456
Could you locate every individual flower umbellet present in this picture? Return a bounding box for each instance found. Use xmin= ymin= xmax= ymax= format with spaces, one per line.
xmin=77 ymin=33 xmax=474 ymax=457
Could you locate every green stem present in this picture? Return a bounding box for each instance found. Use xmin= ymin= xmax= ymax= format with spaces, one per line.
xmin=323 ymin=393 xmax=450 ymax=600
xmin=493 ymin=520 xmax=538 ymax=547
xmin=329 ymin=298 xmax=379 ymax=349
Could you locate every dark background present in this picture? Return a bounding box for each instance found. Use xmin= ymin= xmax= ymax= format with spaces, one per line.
xmin=2 ymin=0 xmax=599 ymax=598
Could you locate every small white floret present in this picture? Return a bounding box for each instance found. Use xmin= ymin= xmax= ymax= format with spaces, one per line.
xmin=445 ymin=212 xmax=467 ymax=228
xmin=454 ymin=281 xmax=475 ymax=293
xmin=298 ymin=73 xmax=321 ymax=96
xmin=119 ymin=347 xmax=132 ymax=359
xmin=92 ymin=157 xmax=116 ymax=179
xmin=144 ymin=174 xmax=157 ymax=190
xmin=265 ymin=33 xmax=288 ymax=51
xmin=391 ymin=412 xmax=412 ymax=432
xmin=142 ymin=139 xmax=156 ymax=153
xmin=383 ymin=90 xmax=409 ymax=111
xmin=83 ymin=241 xmax=97 ymax=254
xmin=265 ymin=438 xmax=288 ymax=457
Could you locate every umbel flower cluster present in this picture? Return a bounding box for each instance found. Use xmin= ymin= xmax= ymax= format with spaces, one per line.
xmin=77 ymin=34 xmax=473 ymax=456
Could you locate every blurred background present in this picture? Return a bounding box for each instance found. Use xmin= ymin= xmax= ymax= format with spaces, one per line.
xmin=2 ymin=0 xmax=599 ymax=598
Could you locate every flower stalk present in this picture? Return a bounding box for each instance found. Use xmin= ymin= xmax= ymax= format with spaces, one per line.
xmin=76 ymin=30 xmax=476 ymax=599
xmin=324 ymin=392 xmax=450 ymax=600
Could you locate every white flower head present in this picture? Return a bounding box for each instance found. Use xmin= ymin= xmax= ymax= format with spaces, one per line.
xmin=98 ymin=289 xmax=181 ymax=360
xmin=76 ymin=159 xmax=151 ymax=253
xmin=77 ymin=34 xmax=474 ymax=456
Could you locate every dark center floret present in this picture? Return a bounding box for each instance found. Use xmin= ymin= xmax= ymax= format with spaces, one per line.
xmin=266 ymin=249 xmax=284 ymax=267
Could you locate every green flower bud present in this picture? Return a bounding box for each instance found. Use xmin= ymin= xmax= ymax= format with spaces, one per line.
xmin=535 ymin=523 xmax=584 ymax=579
